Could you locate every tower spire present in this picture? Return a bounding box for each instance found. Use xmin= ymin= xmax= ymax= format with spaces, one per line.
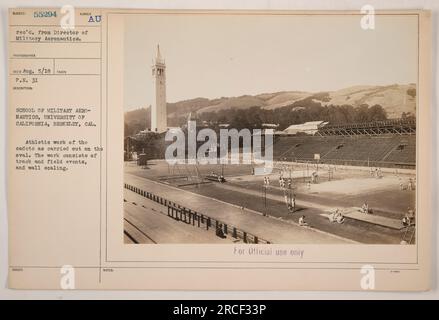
xmin=156 ymin=44 xmax=163 ymax=64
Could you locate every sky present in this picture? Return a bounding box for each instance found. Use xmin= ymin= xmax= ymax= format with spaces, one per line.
xmin=123 ymin=13 xmax=418 ymax=111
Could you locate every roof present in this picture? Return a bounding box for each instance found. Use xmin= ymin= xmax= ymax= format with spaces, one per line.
xmin=284 ymin=121 xmax=327 ymax=131
xmin=155 ymin=44 xmax=165 ymax=64
xmin=283 ymin=121 xmax=328 ymax=134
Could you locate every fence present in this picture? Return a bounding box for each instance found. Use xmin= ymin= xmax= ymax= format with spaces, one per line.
xmin=124 ymin=183 xmax=270 ymax=244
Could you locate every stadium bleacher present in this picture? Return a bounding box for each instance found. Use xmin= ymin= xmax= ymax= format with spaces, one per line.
xmin=127 ymin=118 xmax=416 ymax=169
xmin=273 ymin=134 xmax=416 ymax=168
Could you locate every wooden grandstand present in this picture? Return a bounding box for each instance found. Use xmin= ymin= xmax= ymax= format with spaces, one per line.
xmin=273 ymin=118 xmax=416 ymax=168
xmin=125 ymin=118 xmax=416 ymax=169
xmin=316 ymin=118 xmax=415 ymax=136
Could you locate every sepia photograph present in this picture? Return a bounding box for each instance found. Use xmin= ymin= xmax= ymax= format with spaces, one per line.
xmin=4 ymin=4 xmax=434 ymax=294
xmin=123 ymin=13 xmax=417 ymax=245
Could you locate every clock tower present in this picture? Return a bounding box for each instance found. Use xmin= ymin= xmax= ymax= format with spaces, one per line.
xmin=151 ymin=45 xmax=167 ymax=132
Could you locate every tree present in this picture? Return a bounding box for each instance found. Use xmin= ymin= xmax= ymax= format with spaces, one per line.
xmin=407 ymin=88 xmax=416 ymax=99
xmin=368 ymin=104 xmax=387 ymax=121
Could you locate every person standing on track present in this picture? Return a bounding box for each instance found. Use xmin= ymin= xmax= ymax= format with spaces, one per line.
xmin=299 ymin=215 xmax=308 ymax=226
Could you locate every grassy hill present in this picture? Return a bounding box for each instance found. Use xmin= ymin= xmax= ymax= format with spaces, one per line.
xmin=192 ymin=84 xmax=416 ymax=118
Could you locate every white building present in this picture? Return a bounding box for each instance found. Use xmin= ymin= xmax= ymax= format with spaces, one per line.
xmin=283 ymin=121 xmax=328 ymax=135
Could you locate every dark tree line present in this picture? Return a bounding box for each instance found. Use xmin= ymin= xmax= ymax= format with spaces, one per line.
xmin=196 ymin=102 xmax=388 ymax=130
